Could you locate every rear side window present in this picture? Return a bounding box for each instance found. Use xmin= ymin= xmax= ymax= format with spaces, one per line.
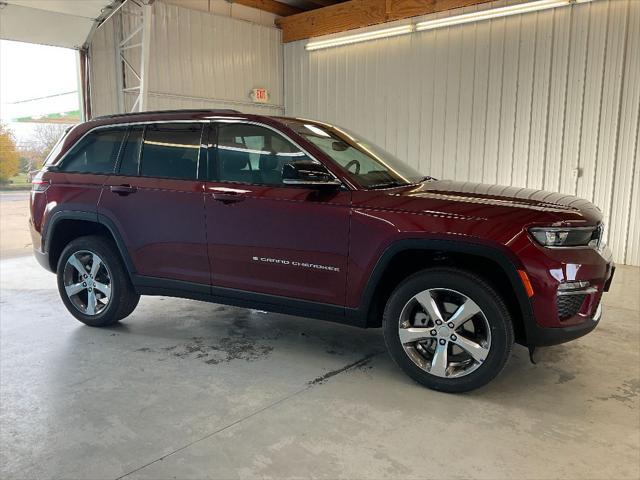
xmin=140 ymin=123 xmax=202 ymax=180
xmin=59 ymin=128 xmax=126 ymax=174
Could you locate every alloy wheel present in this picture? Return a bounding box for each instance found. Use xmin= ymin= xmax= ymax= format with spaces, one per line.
xmin=398 ymin=288 xmax=491 ymax=378
xmin=63 ymin=250 xmax=112 ymax=316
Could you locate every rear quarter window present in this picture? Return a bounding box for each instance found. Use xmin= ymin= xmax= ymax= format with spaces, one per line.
xmin=58 ymin=128 xmax=126 ymax=174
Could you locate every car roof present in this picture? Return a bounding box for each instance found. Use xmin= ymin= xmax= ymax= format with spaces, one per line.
xmin=91 ymin=109 xmax=242 ymax=121
xmin=87 ymin=109 xmax=284 ymax=126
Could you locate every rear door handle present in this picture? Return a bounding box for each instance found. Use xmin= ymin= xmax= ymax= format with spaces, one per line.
xmin=110 ymin=185 xmax=137 ymax=196
xmin=212 ymin=191 xmax=245 ymax=204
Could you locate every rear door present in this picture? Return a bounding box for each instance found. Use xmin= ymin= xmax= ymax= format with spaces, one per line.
xmin=44 ymin=127 xmax=127 ymax=218
xmin=99 ymin=122 xmax=210 ymax=287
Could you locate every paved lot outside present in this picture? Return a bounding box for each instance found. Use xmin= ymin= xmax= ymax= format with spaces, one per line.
xmin=0 ymin=191 xmax=32 ymax=259
xmin=0 ymin=190 xmax=638 ymax=479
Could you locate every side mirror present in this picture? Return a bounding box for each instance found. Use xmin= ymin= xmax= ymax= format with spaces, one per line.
xmin=282 ymin=161 xmax=342 ymax=188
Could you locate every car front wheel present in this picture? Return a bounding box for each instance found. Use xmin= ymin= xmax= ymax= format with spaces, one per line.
xmin=57 ymin=235 xmax=140 ymax=327
xmin=383 ymin=268 xmax=514 ymax=393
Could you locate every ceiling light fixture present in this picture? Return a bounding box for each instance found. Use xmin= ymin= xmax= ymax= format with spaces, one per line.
xmin=305 ymin=0 xmax=592 ymax=51
xmin=415 ymin=0 xmax=587 ymax=32
xmin=305 ymin=25 xmax=414 ymax=51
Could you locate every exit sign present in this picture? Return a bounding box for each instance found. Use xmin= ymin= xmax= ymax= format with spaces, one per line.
xmin=251 ymin=88 xmax=269 ymax=103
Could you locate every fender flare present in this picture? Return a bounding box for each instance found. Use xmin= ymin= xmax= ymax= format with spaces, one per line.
xmin=43 ymin=209 xmax=136 ymax=276
xmin=357 ymin=238 xmax=535 ymax=342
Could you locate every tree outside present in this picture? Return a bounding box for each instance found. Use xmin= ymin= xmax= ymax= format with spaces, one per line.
xmin=0 ymin=123 xmax=69 ymax=187
xmin=22 ymin=123 xmax=69 ymax=173
xmin=0 ymin=124 xmax=20 ymax=184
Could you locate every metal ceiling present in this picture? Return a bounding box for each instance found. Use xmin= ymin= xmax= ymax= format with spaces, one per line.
xmin=0 ymin=0 xmax=119 ymax=49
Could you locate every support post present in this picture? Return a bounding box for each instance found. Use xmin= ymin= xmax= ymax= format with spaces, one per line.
xmin=75 ymin=50 xmax=86 ymax=122
xmin=139 ymin=4 xmax=152 ymax=112
xmin=115 ymin=10 xmax=125 ymax=114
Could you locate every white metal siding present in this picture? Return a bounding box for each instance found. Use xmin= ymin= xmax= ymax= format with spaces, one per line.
xmin=284 ymin=0 xmax=640 ymax=266
xmin=89 ymin=0 xmax=283 ymax=117
xmin=88 ymin=16 xmax=119 ymax=117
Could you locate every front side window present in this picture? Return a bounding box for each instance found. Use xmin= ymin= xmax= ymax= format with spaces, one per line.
xmin=59 ymin=128 xmax=126 ymax=174
xmin=216 ymin=123 xmax=312 ymax=185
xmin=140 ymin=123 xmax=202 ymax=180
xmin=281 ymin=120 xmax=423 ymax=189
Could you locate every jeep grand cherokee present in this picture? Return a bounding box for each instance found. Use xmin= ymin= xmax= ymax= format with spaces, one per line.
xmin=30 ymin=109 xmax=615 ymax=392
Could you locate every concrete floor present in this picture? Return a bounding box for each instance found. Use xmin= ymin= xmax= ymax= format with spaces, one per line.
xmin=0 ymin=187 xmax=639 ymax=479
xmin=0 ymin=254 xmax=638 ymax=480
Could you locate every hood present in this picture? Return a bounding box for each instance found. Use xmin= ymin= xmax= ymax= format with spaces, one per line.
xmin=363 ymin=180 xmax=603 ymax=226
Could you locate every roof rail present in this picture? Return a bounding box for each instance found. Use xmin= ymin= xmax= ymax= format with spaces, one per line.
xmin=92 ymin=109 xmax=242 ymax=120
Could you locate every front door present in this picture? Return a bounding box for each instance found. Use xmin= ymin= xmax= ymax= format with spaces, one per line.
xmin=204 ymin=122 xmax=350 ymax=306
xmin=99 ymin=122 xmax=209 ymax=286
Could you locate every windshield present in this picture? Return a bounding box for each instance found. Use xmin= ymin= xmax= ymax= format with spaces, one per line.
xmin=280 ymin=119 xmax=423 ymax=189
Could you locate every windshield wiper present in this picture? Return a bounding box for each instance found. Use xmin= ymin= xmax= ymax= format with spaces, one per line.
xmin=418 ymin=175 xmax=437 ymax=182
xmin=368 ymin=181 xmax=407 ymax=189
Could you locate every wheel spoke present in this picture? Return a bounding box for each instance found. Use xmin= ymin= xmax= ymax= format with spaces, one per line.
xmin=65 ymin=282 xmax=85 ymax=296
xmin=68 ymin=254 xmax=87 ymax=276
xmin=415 ymin=290 xmax=444 ymax=323
xmin=398 ymin=327 xmax=431 ymax=345
xmin=448 ymin=298 xmax=481 ymax=329
xmin=90 ymin=255 xmax=102 ymax=277
xmin=93 ymin=281 xmax=111 ymax=299
xmin=453 ymin=335 xmax=489 ymax=363
xmin=398 ymin=286 xmax=492 ymax=379
xmin=86 ymin=289 xmax=97 ymax=315
xmin=430 ymin=342 xmax=449 ymax=377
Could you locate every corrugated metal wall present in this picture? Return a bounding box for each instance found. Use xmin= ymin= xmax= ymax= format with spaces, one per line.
xmin=284 ymin=0 xmax=640 ymax=266
xmin=89 ymin=0 xmax=283 ymax=117
xmin=89 ymin=14 xmax=119 ymax=117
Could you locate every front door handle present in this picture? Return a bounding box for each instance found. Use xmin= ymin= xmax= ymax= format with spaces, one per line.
xmin=110 ymin=184 xmax=137 ymax=196
xmin=212 ymin=191 xmax=245 ymax=204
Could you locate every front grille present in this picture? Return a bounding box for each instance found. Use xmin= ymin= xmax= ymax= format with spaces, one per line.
xmin=557 ymin=294 xmax=586 ymax=320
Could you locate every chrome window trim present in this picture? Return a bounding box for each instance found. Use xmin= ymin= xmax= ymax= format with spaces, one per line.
xmin=209 ymin=119 xmax=346 ymax=188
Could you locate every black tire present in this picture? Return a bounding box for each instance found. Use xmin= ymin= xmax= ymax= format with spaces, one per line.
xmin=383 ymin=267 xmax=514 ymax=393
xmin=56 ymin=235 xmax=140 ymax=327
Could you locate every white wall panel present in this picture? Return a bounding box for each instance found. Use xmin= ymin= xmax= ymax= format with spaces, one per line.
xmin=89 ymin=0 xmax=283 ymax=117
xmin=284 ymin=0 xmax=640 ymax=266
xmin=88 ymin=17 xmax=119 ymax=117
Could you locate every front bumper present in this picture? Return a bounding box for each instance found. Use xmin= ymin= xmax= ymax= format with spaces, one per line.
xmin=512 ymin=234 xmax=615 ymax=347
xmin=526 ymin=302 xmax=603 ymax=347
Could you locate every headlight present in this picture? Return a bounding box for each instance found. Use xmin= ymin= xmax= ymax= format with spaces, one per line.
xmin=529 ymin=225 xmax=603 ymax=248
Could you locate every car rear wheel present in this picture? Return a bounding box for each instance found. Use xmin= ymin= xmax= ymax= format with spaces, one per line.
xmin=383 ymin=268 xmax=513 ymax=393
xmin=57 ymin=235 xmax=140 ymax=327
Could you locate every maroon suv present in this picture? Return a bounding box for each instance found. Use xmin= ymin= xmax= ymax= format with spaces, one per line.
xmin=30 ymin=109 xmax=615 ymax=392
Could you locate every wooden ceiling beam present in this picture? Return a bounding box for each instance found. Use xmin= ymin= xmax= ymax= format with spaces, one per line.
xmin=233 ymin=0 xmax=304 ymax=17
xmin=277 ymin=0 xmax=494 ymax=43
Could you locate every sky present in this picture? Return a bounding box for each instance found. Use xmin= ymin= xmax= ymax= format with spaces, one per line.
xmin=0 ymin=40 xmax=79 ymax=143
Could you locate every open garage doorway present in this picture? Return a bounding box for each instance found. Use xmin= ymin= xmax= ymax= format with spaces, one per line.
xmin=0 ymin=39 xmax=80 ymax=258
